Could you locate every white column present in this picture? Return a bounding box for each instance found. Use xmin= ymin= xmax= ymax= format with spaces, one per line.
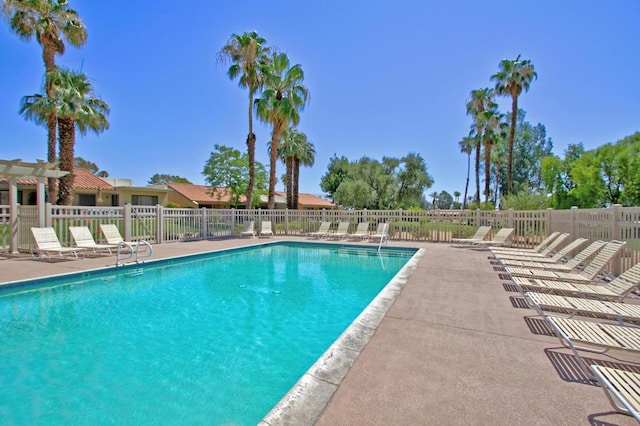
xmin=37 ymin=176 xmax=46 ymax=227
xmin=9 ymin=177 xmax=18 ymax=254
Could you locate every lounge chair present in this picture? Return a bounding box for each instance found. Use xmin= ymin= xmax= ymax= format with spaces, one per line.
xmin=513 ymin=261 xmax=640 ymax=301
xmin=490 ymin=231 xmax=561 ymax=255
xmin=69 ymin=226 xmax=118 ymax=254
xmin=471 ymin=227 xmax=515 ymax=248
xmin=100 ymin=224 xmax=125 ymax=245
xmin=327 ymin=222 xmax=350 ymax=240
xmin=498 ymin=238 xmax=594 ymax=270
xmin=239 ymin=221 xmax=256 ymax=238
xmin=370 ymin=223 xmax=389 ymax=245
xmin=347 ymin=222 xmax=370 ymax=241
xmin=546 ymin=316 xmax=640 ymax=378
xmin=450 ymin=225 xmax=491 ymax=246
xmin=591 ymin=365 xmax=640 ymax=421
xmin=494 ymin=236 xmax=585 ymax=264
xmin=31 ymin=227 xmax=87 ymax=261
xmin=259 ymin=221 xmax=273 ymax=238
xmin=307 ymin=221 xmax=331 ymax=239
xmin=491 ymin=232 xmax=569 ymax=258
xmin=506 ymin=240 xmax=625 ymax=283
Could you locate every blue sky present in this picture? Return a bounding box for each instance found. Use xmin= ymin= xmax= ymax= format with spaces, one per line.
xmin=1 ymin=1 xmax=639 ymax=199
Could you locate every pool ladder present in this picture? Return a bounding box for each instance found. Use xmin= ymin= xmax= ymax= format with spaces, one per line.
xmin=115 ymin=240 xmax=153 ymax=267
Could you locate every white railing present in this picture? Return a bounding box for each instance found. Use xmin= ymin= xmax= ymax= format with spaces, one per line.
xmin=2 ymin=203 xmax=639 ymax=273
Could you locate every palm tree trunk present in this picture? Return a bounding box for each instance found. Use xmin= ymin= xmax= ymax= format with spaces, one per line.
xmin=286 ymin=157 xmax=293 ymax=209
xmin=43 ymin=44 xmax=58 ymax=204
xmin=268 ymin=124 xmax=284 ymax=209
xmin=508 ymin=96 xmax=518 ymax=195
xmin=293 ymin=157 xmax=300 ymax=210
xmin=474 ymin=138 xmax=481 ymax=206
xmin=245 ymin=92 xmax=256 ymax=209
xmin=57 ymin=118 xmax=75 ymax=205
xmin=484 ymin=141 xmax=492 ymax=208
xmin=462 ymin=153 xmax=470 ymax=210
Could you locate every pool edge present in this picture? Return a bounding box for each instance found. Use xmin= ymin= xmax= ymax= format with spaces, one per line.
xmin=259 ymin=247 xmax=426 ymax=426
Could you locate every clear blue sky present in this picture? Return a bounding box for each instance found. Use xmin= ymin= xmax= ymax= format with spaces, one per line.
xmin=1 ymin=0 xmax=639 ymax=198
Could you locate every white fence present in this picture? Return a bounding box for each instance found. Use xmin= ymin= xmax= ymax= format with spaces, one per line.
xmin=1 ymin=203 xmax=638 ymax=272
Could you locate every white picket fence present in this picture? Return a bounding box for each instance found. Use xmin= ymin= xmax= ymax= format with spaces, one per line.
xmin=1 ymin=203 xmax=639 ymax=272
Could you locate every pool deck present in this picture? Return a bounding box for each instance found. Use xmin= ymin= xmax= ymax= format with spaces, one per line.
xmin=1 ymin=238 xmax=638 ymax=425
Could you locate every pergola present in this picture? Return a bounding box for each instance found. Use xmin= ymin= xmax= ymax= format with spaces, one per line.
xmin=0 ymin=159 xmax=68 ymax=253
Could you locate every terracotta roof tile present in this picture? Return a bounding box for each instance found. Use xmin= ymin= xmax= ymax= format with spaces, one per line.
xmin=275 ymin=191 xmax=336 ymax=208
xmin=168 ymin=183 xmax=246 ymax=204
xmin=72 ymin=168 xmax=113 ymax=190
xmin=0 ymin=178 xmax=38 ymax=185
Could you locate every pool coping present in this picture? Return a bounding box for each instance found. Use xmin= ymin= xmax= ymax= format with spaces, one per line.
xmin=259 ymin=247 xmax=426 ymax=425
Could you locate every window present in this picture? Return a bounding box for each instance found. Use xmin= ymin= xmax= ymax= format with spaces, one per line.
xmin=111 ymin=194 xmax=119 ymax=206
xmin=78 ymin=193 xmax=96 ymax=206
xmin=131 ymin=195 xmax=158 ymax=206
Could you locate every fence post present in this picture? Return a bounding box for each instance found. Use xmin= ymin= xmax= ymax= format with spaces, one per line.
xmin=285 ymin=209 xmax=290 ymax=235
xmin=231 ymin=208 xmax=236 ymax=237
xmin=570 ymin=206 xmax=578 ymax=239
xmin=45 ymin=202 xmax=52 ymax=227
xmin=156 ymin=205 xmax=163 ymax=243
xmin=201 ymin=207 xmax=208 ymax=240
xmin=124 ymin=204 xmax=132 ymax=242
xmin=546 ymin=208 xmax=553 ymax=235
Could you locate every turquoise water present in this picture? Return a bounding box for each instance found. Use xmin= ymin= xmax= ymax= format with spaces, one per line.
xmin=0 ymin=242 xmax=415 ymax=425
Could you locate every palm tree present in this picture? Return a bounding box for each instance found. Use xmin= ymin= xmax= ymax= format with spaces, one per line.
xmin=3 ymin=0 xmax=87 ymax=202
xmin=292 ymin=135 xmax=315 ymax=210
xmin=429 ymin=192 xmax=438 ymax=210
xmin=491 ymin=55 xmax=537 ymax=195
xmin=466 ymin=88 xmax=496 ymax=207
xmin=478 ymin=109 xmax=505 ymax=208
xmin=458 ymin=136 xmax=474 ymax=209
xmin=255 ymin=52 xmax=309 ymax=209
xmin=277 ymin=128 xmax=301 ymax=209
xmin=218 ymin=31 xmax=271 ymax=209
xmin=20 ymin=68 xmax=109 ymax=205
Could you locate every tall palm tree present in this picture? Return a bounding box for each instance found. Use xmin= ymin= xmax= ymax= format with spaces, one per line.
xmin=20 ymin=68 xmax=109 ymax=205
xmin=255 ymin=52 xmax=309 ymax=209
xmin=218 ymin=31 xmax=271 ymax=209
xmin=466 ymin=88 xmax=496 ymax=207
xmin=491 ymin=54 xmax=537 ymax=195
xmin=478 ymin=109 xmax=505 ymax=208
xmin=277 ymin=128 xmax=301 ymax=209
xmin=458 ymin=135 xmax=474 ymax=210
xmin=3 ymin=0 xmax=87 ymax=202
xmin=292 ymin=135 xmax=315 ymax=210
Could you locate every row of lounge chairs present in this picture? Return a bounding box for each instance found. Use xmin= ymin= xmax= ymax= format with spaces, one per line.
xmin=488 ymin=230 xmax=640 ymax=420
xmin=306 ymin=221 xmax=389 ymax=243
xmin=30 ymin=224 xmax=126 ymax=261
xmin=451 ymin=226 xmax=515 ymax=248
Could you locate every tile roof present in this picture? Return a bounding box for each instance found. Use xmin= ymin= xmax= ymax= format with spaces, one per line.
xmin=168 ymin=183 xmax=246 ymax=204
xmin=0 ymin=178 xmax=38 ymax=185
xmin=275 ymin=191 xmax=336 ymax=208
xmin=72 ymin=168 xmax=113 ymax=190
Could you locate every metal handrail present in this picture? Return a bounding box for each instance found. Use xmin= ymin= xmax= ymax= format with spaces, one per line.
xmin=115 ymin=240 xmax=153 ymax=266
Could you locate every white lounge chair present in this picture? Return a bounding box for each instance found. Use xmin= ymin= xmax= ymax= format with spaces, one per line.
xmin=307 ymin=221 xmax=331 ymax=239
xmin=327 ymin=222 xmax=350 ymax=240
xmin=31 ymin=227 xmax=86 ymax=261
xmin=491 ymin=231 xmax=562 ymax=255
xmin=491 ymin=232 xmax=570 ymax=258
xmin=100 ymin=224 xmax=125 ymax=245
xmin=70 ymin=226 xmax=118 ymax=254
xmin=471 ymin=227 xmax=515 ymax=248
xmin=495 ymin=236 xmax=586 ymax=264
xmin=259 ymin=221 xmax=273 ymax=238
xmin=451 ymin=225 xmax=491 ymax=246
xmin=546 ymin=316 xmax=640 ymax=378
xmin=591 ymin=365 xmax=640 ymax=421
xmin=346 ymin=222 xmax=369 ymax=241
xmin=239 ymin=221 xmax=256 ymax=238
xmin=498 ymin=238 xmax=595 ymax=270
xmin=370 ymin=223 xmax=389 ymax=245
xmin=507 ymin=240 xmax=625 ymax=283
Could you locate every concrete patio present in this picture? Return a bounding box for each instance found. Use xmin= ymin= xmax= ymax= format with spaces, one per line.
xmin=1 ymin=238 xmax=638 ymax=425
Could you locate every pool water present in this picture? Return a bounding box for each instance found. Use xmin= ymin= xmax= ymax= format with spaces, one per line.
xmin=0 ymin=242 xmax=416 ymax=425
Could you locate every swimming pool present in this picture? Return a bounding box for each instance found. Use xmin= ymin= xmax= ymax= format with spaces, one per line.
xmin=0 ymin=242 xmax=419 ymax=425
